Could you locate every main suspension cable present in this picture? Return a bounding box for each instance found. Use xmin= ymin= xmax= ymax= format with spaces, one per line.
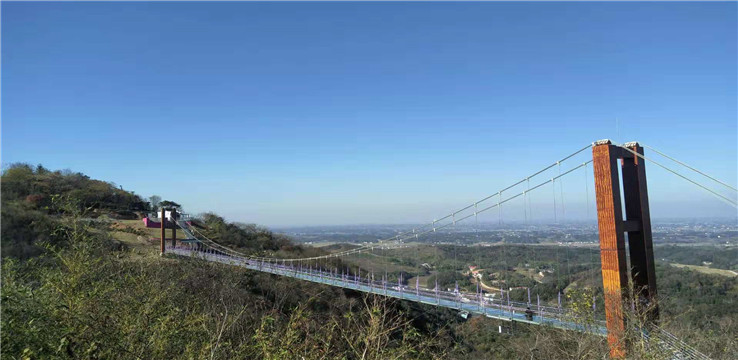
xmin=176 ymin=147 xmax=594 ymax=263
xmin=617 ymin=144 xmax=737 ymax=208
xmin=642 ymin=143 xmax=737 ymax=192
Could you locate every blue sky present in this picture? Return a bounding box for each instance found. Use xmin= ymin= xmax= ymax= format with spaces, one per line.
xmin=2 ymin=2 xmax=736 ymax=226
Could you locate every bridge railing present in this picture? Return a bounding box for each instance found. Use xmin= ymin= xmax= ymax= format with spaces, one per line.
xmin=166 ymin=244 xmax=606 ymax=330
xmin=168 ymin=245 xmax=714 ymax=359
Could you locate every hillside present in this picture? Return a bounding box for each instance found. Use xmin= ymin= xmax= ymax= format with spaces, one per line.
xmin=0 ymin=164 xmax=457 ymax=359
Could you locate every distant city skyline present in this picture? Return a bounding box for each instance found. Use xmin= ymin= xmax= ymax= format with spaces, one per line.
xmin=3 ymin=2 xmax=736 ymax=226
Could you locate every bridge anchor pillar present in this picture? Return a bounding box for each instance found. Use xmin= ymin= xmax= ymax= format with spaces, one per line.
xmin=592 ymin=140 xmax=658 ymax=358
xmin=160 ymin=207 xmax=166 ymax=255
xmin=171 ymin=208 xmax=177 ymax=249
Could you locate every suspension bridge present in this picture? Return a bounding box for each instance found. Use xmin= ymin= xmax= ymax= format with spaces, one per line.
xmin=158 ymin=140 xmax=735 ymax=359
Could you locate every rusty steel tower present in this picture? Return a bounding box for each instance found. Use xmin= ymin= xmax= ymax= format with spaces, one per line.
xmin=592 ymin=140 xmax=659 ymax=358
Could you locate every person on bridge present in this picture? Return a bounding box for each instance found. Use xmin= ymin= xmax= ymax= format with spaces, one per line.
xmin=525 ymin=307 xmax=535 ymax=321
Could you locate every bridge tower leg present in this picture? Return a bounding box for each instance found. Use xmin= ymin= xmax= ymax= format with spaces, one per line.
xmin=592 ymin=140 xmax=658 ymax=358
xmin=160 ymin=207 xmax=167 ymax=255
xmin=171 ymin=208 xmax=177 ymax=249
